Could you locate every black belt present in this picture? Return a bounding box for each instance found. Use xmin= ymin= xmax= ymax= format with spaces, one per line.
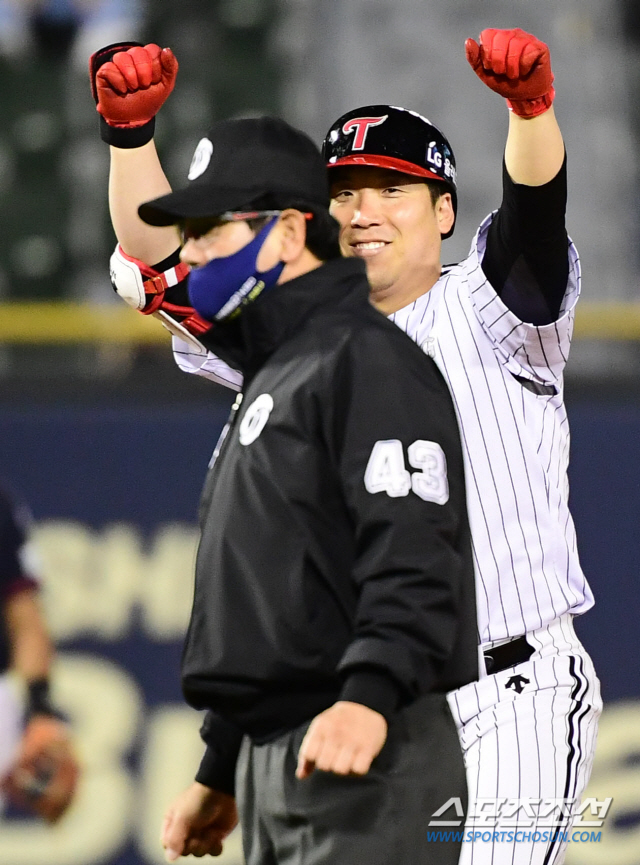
xmin=483 ymin=636 xmax=534 ymax=675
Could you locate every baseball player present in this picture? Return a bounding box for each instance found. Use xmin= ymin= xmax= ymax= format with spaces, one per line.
xmin=319 ymin=29 xmax=602 ymax=865
xmin=0 ymin=483 xmax=78 ymax=823
xmin=329 ymin=31 xmax=603 ymax=864
xmin=92 ymin=27 xmax=601 ymax=864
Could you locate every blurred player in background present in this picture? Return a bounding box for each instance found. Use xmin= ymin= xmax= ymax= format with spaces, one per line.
xmin=0 ymin=482 xmax=78 ymax=824
xmin=91 ymin=25 xmax=602 ymax=864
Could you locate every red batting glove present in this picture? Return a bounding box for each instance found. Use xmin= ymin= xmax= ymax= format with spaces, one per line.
xmin=465 ymin=28 xmax=555 ymax=118
xmin=89 ymin=41 xmax=178 ymax=147
xmin=93 ymin=43 xmax=178 ymax=127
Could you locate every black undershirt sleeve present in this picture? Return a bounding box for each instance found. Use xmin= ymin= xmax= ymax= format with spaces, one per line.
xmin=480 ymin=154 xmax=570 ymax=326
xmin=152 ymin=249 xmax=182 ymax=272
xmin=152 ymin=248 xmax=192 ymax=306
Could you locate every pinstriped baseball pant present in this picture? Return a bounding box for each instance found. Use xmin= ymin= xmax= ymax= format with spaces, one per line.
xmin=448 ymin=614 xmax=602 ymax=865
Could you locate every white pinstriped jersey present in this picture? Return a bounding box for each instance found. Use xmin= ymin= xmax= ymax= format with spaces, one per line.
xmin=172 ymin=336 xmax=242 ymax=391
xmin=389 ymin=215 xmax=593 ymax=644
xmin=172 ymin=213 xmax=594 ymax=645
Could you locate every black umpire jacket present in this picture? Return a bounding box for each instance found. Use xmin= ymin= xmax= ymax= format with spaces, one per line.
xmin=181 ymin=257 xmax=477 ymax=793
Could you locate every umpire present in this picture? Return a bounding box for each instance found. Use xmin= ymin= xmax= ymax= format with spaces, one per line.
xmin=133 ymin=115 xmax=477 ymax=864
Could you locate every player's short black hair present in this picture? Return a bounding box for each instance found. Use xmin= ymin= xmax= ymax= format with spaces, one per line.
xmin=426 ymin=179 xmax=450 ymax=207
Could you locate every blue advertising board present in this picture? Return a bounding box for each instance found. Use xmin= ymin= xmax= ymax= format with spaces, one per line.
xmin=0 ymin=393 xmax=638 ymax=865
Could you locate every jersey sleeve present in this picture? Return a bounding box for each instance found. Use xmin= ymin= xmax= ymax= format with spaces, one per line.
xmin=194 ymin=710 xmax=244 ymax=795
xmin=466 ymin=214 xmax=580 ymax=383
xmin=481 ymin=157 xmax=570 ymax=325
xmin=0 ymin=487 xmax=41 ymax=600
xmin=327 ymin=323 xmax=475 ymax=712
xmin=171 ymin=336 xmax=243 ymax=391
xmin=148 ymin=252 xmax=244 ymax=391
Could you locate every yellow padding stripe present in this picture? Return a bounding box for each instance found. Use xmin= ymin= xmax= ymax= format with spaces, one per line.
xmin=0 ymin=303 xmax=168 ymax=344
xmin=571 ymin=303 xmax=640 ymax=339
xmin=1 ymin=302 xmax=640 ymax=343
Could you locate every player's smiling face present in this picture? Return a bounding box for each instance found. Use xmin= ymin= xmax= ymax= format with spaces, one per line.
xmin=329 ymin=166 xmax=454 ymax=314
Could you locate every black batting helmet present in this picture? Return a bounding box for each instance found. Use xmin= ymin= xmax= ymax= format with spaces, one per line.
xmin=322 ymin=104 xmax=457 ymax=238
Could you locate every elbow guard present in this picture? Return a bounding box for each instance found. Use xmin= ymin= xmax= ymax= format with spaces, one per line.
xmin=109 ymin=243 xmax=188 ymax=313
xmin=109 ymin=244 xmax=212 ymax=347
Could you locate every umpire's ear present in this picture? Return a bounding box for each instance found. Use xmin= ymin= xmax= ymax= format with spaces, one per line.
xmin=276 ymin=209 xmax=312 ymax=264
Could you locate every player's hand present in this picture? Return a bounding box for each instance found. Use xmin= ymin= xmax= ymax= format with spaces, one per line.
xmin=92 ymin=43 xmax=178 ymax=128
xmin=160 ymin=781 xmax=238 ymax=861
xmin=1 ymin=715 xmax=79 ymax=824
xmin=296 ymin=701 xmax=388 ymax=779
xmin=465 ymin=28 xmax=555 ymax=117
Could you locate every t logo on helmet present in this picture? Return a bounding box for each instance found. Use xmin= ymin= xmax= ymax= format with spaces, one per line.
xmin=342 ymin=115 xmax=388 ymax=150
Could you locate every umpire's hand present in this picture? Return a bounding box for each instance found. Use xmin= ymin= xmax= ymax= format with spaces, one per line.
xmin=296 ymin=701 xmax=388 ymax=779
xmin=161 ymin=781 xmax=238 ymax=861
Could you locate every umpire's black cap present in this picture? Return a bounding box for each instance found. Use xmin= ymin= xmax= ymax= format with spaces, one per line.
xmin=322 ymin=105 xmax=457 ymax=238
xmin=139 ymin=116 xmax=330 ymax=227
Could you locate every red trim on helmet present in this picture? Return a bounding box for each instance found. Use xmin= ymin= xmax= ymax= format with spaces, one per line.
xmin=327 ymin=154 xmax=447 ymax=184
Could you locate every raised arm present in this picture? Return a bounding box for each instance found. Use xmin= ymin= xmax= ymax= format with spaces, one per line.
xmin=466 ymin=28 xmax=571 ymax=325
xmin=90 ymin=42 xmax=181 ymax=263
xmin=505 ymin=108 xmax=564 ymax=187
xmin=108 ymin=140 xmax=178 ymax=263
xmin=466 ymin=28 xmax=564 ymax=186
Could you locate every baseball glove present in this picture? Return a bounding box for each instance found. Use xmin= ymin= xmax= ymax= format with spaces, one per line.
xmin=2 ymin=715 xmax=79 ymax=823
